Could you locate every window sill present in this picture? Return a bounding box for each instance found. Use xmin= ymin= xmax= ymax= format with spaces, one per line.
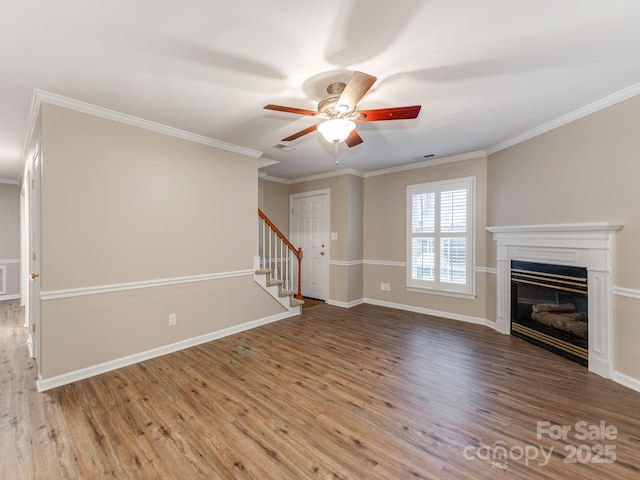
xmin=406 ymin=286 xmax=477 ymax=300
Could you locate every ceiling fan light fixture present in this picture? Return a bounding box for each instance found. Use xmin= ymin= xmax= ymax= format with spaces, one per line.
xmin=317 ymin=118 xmax=356 ymax=143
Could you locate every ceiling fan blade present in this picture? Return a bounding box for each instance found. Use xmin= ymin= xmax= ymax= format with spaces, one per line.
xmin=264 ymin=104 xmax=317 ymax=116
xmin=345 ymin=130 xmax=363 ymax=148
xmin=281 ymin=124 xmax=319 ymax=142
xmin=336 ymin=71 xmax=377 ymax=112
xmin=355 ymin=105 xmax=421 ymax=122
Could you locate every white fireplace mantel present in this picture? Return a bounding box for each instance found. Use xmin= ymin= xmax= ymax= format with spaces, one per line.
xmin=486 ymin=222 xmax=623 ymax=379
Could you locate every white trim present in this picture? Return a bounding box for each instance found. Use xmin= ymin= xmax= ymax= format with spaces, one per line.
xmin=0 ymin=265 xmax=5 ymax=295
xmin=329 ymin=260 xmax=364 ymax=267
xmin=36 ymin=309 xmax=297 ymax=392
xmin=0 ymin=179 xmax=20 ymax=185
xmin=363 ymin=298 xmax=490 ymax=327
xmin=327 ymin=298 xmax=364 ymax=308
xmin=0 ymin=259 xmax=20 ymax=264
xmin=289 ymin=168 xmax=364 ymax=184
xmin=613 ymin=286 xmax=640 ymax=300
xmin=476 ymin=266 xmax=497 ymax=275
xmin=364 ymin=261 xmax=494 ymax=274
xmin=406 ymin=287 xmax=477 ymax=300
xmin=364 ymin=151 xmax=487 ymax=178
xmin=41 ymin=270 xmax=253 ymax=301
xmin=612 ymin=371 xmax=640 ymax=394
xmin=31 ymin=89 xmax=263 ymax=158
xmin=364 ymin=259 xmax=406 ymax=267
xmin=0 ymin=294 xmax=20 ymax=301
xmin=487 ymin=82 xmax=640 ymax=155
xmin=487 ymin=222 xmax=624 ymax=235
xmin=261 ymin=175 xmax=291 ymax=184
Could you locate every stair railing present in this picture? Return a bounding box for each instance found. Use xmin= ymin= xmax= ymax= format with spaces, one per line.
xmin=258 ymin=209 xmax=303 ymax=300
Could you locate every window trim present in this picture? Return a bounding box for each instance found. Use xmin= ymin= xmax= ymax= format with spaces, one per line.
xmin=406 ymin=176 xmax=476 ymax=298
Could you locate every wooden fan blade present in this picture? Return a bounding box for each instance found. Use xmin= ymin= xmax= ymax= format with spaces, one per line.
xmin=281 ymin=124 xmax=319 ymax=142
xmin=264 ymin=104 xmax=317 ymax=116
xmin=345 ymin=130 xmax=363 ymax=148
xmin=336 ymin=71 xmax=377 ymax=112
xmin=355 ymin=105 xmax=421 ymax=122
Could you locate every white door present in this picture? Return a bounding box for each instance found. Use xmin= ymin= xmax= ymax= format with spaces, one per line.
xmin=28 ymin=148 xmax=41 ymax=365
xmin=290 ymin=191 xmax=329 ymax=301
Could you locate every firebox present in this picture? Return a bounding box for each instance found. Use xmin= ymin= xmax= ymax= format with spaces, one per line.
xmin=511 ymin=260 xmax=588 ymax=366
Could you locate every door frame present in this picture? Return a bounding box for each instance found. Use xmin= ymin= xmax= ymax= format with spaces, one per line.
xmin=289 ymin=189 xmax=330 ymax=301
xmin=27 ymin=145 xmax=42 ymax=366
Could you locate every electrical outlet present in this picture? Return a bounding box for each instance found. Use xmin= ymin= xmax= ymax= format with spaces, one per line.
xmin=380 ymin=282 xmax=386 ymax=291
xmin=168 ymin=313 xmax=177 ymax=326
xmin=386 ymin=283 xmax=391 ymax=291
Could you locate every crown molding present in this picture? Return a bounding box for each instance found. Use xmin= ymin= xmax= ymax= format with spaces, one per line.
xmin=261 ymin=175 xmax=292 ymax=184
xmin=363 ymin=150 xmax=487 ymax=178
xmin=487 ymin=82 xmax=640 ymax=155
xmin=30 ymin=89 xmax=263 ymax=159
xmin=287 ymin=167 xmax=364 ymax=184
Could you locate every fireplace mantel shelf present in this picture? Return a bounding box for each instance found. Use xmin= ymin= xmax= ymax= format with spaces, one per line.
xmin=487 ymin=222 xmax=624 ymax=234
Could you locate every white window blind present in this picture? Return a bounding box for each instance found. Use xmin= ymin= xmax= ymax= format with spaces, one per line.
xmin=407 ymin=177 xmax=475 ymax=296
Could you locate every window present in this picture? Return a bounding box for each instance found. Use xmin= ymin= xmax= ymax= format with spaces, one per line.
xmin=407 ymin=177 xmax=475 ymax=297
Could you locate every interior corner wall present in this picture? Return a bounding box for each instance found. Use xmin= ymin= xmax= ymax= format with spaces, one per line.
xmin=486 ymin=94 xmax=640 ymax=381
xmin=363 ymin=157 xmax=489 ymax=322
xmin=38 ymin=103 xmax=286 ymax=379
xmin=0 ymin=183 xmax=21 ymax=299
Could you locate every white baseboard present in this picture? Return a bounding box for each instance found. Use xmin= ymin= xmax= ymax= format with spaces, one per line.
xmin=362 ymin=298 xmax=489 ymax=326
xmin=37 ymin=310 xmax=298 ymax=392
xmin=326 ymin=298 xmax=365 ymax=308
xmin=0 ymin=294 xmax=20 ymax=301
xmin=612 ymin=371 xmax=640 ymax=394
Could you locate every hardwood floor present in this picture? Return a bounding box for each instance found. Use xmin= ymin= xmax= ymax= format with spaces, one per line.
xmin=2 ymin=300 xmax=640 ymax=479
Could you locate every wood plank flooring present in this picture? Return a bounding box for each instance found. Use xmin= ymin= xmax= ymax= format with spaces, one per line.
xmin=2 ymin=299 xmax=640 ymax=479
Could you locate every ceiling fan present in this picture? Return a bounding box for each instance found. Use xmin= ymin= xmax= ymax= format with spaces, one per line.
xmin=264 ymin=71 xmax=421 ymax=148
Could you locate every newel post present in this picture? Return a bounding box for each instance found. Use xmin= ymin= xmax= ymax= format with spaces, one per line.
xmin=296 ymin=247 xmax=303 ymax=300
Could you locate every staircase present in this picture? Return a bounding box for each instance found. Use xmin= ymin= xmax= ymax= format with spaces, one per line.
xmin=255 ymin=209 xmax=304 ymax=312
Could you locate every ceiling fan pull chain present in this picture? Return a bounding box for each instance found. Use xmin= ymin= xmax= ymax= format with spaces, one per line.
xmin=334 ymin=140 xmax=339 ymax=165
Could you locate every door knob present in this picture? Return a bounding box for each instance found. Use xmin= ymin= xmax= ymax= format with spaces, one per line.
xmin=31 ymin=273 xmax=39 ymax=279
xmin=320 ymin=252 xmax=325 ymax=256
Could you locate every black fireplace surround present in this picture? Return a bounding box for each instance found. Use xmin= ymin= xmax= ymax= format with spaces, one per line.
xmin=511 ymin=260 xmax=588 ymax=366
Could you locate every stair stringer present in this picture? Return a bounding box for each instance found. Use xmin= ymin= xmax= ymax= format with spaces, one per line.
xmin=253 ymin=256 xmax=302 ymax=314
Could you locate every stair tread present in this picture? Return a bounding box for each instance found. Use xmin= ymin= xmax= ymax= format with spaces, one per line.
xmin=290 ymin=298 xmax=305 ymax=307
xmin=255 ymin=268 xmax=272 ymax=274
xmin=267 ymin=279 xmax=284 ymax=286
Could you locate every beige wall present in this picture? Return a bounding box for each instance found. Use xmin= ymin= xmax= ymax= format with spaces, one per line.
xmin=37 ymin=104 xmax=285 ymax=379
xmin=487 ymin=94 xmax=640 ymax=380
xmin=0 ymin=183 xmax=20 ymax=297
xmin=363 ymin=157 xmax=489 ymax=320
xmin=260 ymin=178 xmax=290 ymax=233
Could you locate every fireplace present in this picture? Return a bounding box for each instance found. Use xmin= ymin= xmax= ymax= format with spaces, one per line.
xmin=510 ymin=260 xmax=588 ymax=366
xmin=487 ymin=222 xmax=623 ymax=379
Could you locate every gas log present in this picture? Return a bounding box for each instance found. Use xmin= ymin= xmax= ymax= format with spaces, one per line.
xmin=531 ymin=306 xmax=588 ymax=339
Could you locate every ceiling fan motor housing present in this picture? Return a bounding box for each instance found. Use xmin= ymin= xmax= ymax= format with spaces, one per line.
xmin=317 ymin=82 xmax=354 ymax=118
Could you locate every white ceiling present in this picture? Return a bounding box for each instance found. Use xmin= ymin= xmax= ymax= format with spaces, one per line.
xmin=1 ymin=0 xmax=640 ymax=182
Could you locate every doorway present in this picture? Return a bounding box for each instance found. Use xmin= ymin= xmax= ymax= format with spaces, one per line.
xmin=290 ymin=190 xmax=329 ymax=301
